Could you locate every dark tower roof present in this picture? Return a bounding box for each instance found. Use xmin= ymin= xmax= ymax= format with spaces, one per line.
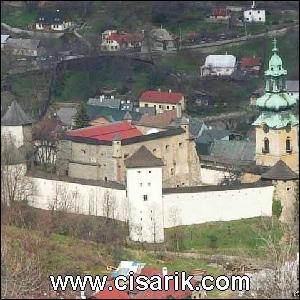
xmin=124 ymin=145 xmax=164 ymax=168
xmin=1 ymin=101 xmax=33 ymax=126
xmin=261 ymin=160 xmax=298 ymax=181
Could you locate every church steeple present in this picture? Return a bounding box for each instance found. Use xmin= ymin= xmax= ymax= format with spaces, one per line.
xmin=252 ymin=39 xmax=299 ymax=172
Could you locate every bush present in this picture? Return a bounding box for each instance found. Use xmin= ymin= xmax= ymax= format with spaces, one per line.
xmin=207 ymin=234 xmax=218 ymax=249
xmin=272 ymin=198 xmax=282 ymax=218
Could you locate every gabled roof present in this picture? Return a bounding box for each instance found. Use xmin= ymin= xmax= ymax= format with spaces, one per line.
xmin=212 ymin=7 xmax=231 ymax=17
xmin=106 ymin=32 xmax=144 ymax=44
xmin=261 ymin=160 xmax=298 ymax=180
xmin=56 ymin=106 xmax=77 ymax=126
xmin=87 ymin=96 xmax=121 ymax=109
xmin=65 ymin=121 xmax=143 ymax=142
xmin=204 ymin=55 xmax=236 ymax=68
xmin=135 ymin=109 xmax=177 ymax=128
xmin=240 ymin=56 xmax=262 ymax=67
xmin=124 ymin=145 xmax=164 ymax=168
xmin=139 ymin=90 xmax=184 ymax=104
xmin=1 ymin=100 xmax=33 ymax=126
xmin=36 ymin=10 xmax=66 ymax=24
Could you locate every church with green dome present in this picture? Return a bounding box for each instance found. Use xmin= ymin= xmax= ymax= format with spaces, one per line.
xmin=253 ymin=38 xmax=299 ymax=172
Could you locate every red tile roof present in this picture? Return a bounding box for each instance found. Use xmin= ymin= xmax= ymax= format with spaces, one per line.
xmin=139 ymin=90 xmax=184 ymax=104
xmin=106 ymin=32 xmax=144 ymax=44
xmin=240 ymin=57 xmax=262 ymax=67
xmin=135 ymin=109 xmax=177 ymax=128
xmin=65 ymin=121 xmax=143 ymax=142
xmin=212 ymin=8 xmax=231 ymax=17
xmin=92 ymin=288 xmax=130 ymax=299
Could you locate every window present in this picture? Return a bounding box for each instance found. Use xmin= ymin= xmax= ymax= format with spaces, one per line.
xmin=171 ymin=168 xmax=174 ymax=175
xmin=259 ymin=17 xmax=261 ymax=20
xmin=81 ymin=149 xmax=86 ymax=154
xmin=104 ymin=176 xmax=108 ymax=182
xmin=153 ymin=148 xmax=157 ymax=153
xmin=287 ymin=187 xmax=290 ymax=191
xmin=167 ymin=105 xmax=170 ymax=109
xmin=286 ymin=138 xmax=292 ymax=153
xmin=179 ymin=142 xmax=183 ymax=148
xmin=143 ymin=195 xmax=148 ymax=201
xmin=159 ymin=105 xmax=162 ymax=108
xmin=149 ymin=170 xmax=152 ymax=174
xmin=173 ymin=106 xmax=175 ymax=109
xmin=124 ymin=154 xmax=129 ymax=158
xmin=258 ymin=10 xmax=260 ymax=13
xmin=166 ymin=145 xmax=169 ymax=151
xmin=148 ymin=182 xmax=151 ymax=187
xmin=249 ymin=12 xmax=251 ymax=15
xmin=145 ymin=103 xmax=149 ymax=107
xmin=263 ymin=138 xmax=269 ymax=153
xmin=138 ymin=170 xmax=141 ymax=173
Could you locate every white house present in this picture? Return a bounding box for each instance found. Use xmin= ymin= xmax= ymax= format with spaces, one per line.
xmin=35 ymin=10 xmax=72 ymax=31
xmin=244 ymin=1 xmax=266 ymax=23
xmin=1 ymin=34 xmax=10 ymax=49
xmin=200 ymin=54 xmax=237 ymax=76
xmin=286 ymin=80 xmax=299 ymax=102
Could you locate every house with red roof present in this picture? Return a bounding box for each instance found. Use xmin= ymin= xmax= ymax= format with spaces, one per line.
xmin=139 ymin=89 xmax=185 ymax=114
xmin=211 ymin=7 xmax=231 ymax=20
xmin=240 ymin=56 xmax=262 ymax=75
xmin=101 ymin=29 xmax=144 ymax=51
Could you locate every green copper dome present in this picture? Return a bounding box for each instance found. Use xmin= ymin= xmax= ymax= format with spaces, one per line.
xmin=256 ymin=92 xmax=297 ymax=111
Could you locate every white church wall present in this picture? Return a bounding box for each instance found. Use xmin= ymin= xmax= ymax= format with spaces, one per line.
xmin=28 ymin=176 xmax=128 ymax=221
xmin=163 ymin=185 xmax=274 ymax=228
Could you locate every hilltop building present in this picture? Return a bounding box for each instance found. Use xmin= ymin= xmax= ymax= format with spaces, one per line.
xmin=200 ymin=54 xmax=237 ymax=76
xmin=34 ymin=10 xmax=72 ymax=31
xmin=252 ymin=38 xmax=299 ymax=172
xmin=139 ymin=89 xmax=185 ymax=114
xmin=244 ymin=1 xmax=266 ymax=23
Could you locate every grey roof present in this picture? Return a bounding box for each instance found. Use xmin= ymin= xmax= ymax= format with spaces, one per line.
xmin=87 ymin=96 xmax=121 ymax=109
xmin=56 ymin=107 xmax=77 ymax=126
xmin=209 ymin=140 xmax=255 ymax=162
xmin=1 ymin=100 xmax=33 ymax=126
xmin=1 ymin=34 xmax=10 ymax=44
xmin=124 ymin=145 xmax=164 ymax=168
xmin=36 ymin=10 xmax=66 ymax=25
xmin=197 ymin=127 xmax=231 ymax=144
xmin=6 ymin=38 xmax=40 ymax=50
xmin=261 ymin=160 xmax=298 ymax=181
xmin=286 ymin=80 xmax=299 ymax=92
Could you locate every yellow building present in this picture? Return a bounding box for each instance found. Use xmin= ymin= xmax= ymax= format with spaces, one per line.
xmin=252 ymin=39 xmax=299 ymax=173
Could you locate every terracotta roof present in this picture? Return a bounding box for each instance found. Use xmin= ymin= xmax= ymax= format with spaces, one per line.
xmin=1 ymin=100 xmax=34 ymax=126
xmin=92 ymin=288 xmax=130 ymax=299
xmin=135 ymin=110 xmax=177 ymax=127
xmin=65 ymin=121 xmax=143 ymax=142
xmin=106 ymin=32 xmax=144 ymax=44
xmin=240 ymin=57 xmax=262 ymax=67
xmin=212 ymin=7 xmax=231 ymax=17
xmin=124 ymin=145 xmax=164 ymax=168
xmin=139 ymin=90 xmax=184 ymax=104
xmin=261 ymin=160 xmax=298 ymax=181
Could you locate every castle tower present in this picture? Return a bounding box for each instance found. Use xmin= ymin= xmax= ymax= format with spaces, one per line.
xmin=1 ymin=100 xmax=34 ymax=149
xmin=252 ymin=38 xmax=299 ymax=172
xmin=125 ymin=146 xmax=165 ymax=243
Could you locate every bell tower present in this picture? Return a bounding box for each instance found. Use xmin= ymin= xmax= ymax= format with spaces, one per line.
xmin=253 ymin=38 xmax=299 ymax=172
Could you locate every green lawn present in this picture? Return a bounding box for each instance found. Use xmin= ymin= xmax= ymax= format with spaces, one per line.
xmin=1 ymin=5 xmax=38 ymax=29
xmin=165 ymin=217 xmax=284 ymax=257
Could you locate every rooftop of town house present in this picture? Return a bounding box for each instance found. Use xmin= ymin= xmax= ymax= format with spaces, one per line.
xmin=65 ymin=121 xmax=143 ymax=142
xmin=124 ymin=145 xmax=164 ymax=168
xmin=105 ymin=32 xmax=144 ymax=43
xmin=1 ymin=100 xmax=34 ymax=126
xmin=203 ymin=54 xmax=236 ymax=68
xmin=211 ymin=7 xmax=231 ymax=17
xmin=36 ymin=10 xmax=68 ymax=24
xmin=261 ymin=160 xmax=299 ymax=181
xmin=139 ymin=90 xmax=184 ymax=104
xmin=240 ymin=56 xmax=262 ymax=67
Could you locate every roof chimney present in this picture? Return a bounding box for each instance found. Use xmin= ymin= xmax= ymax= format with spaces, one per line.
xmin=251 ymin=1 xmax=256 ymax=9
xmin=169 ymin=89 xmax=172 ymax=93
xmin=162 ymin=267 xmax=168 ymax=277
xmin=56 ymin=9 xmax=60 ymax=12
xmin=158 ymin=88 xmax=161 ymax=92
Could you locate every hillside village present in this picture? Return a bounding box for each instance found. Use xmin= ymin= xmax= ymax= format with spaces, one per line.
xmin=1 ymin=1 xmax=299 ymax=299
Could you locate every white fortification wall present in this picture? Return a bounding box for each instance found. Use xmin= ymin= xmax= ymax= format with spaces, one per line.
xmin=28 ymin=175 xmax=128 ymax=222
xmin=200 ymin=167 xmax=230 ymax=185
xmin=163 ymin=185 xmax=274 ymax=228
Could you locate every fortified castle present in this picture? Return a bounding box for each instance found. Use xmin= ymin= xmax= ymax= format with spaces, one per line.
xmin=1 ymin=39 xmax=299 ymax=243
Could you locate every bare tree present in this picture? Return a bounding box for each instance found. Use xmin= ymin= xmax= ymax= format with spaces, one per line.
xmin=1 ymin=228 xmax=43 ymax=298
xmin=168 ymin=206 xmax=184 ymax=253
xmin=1 ymin=135 xmax=33 ymax=206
